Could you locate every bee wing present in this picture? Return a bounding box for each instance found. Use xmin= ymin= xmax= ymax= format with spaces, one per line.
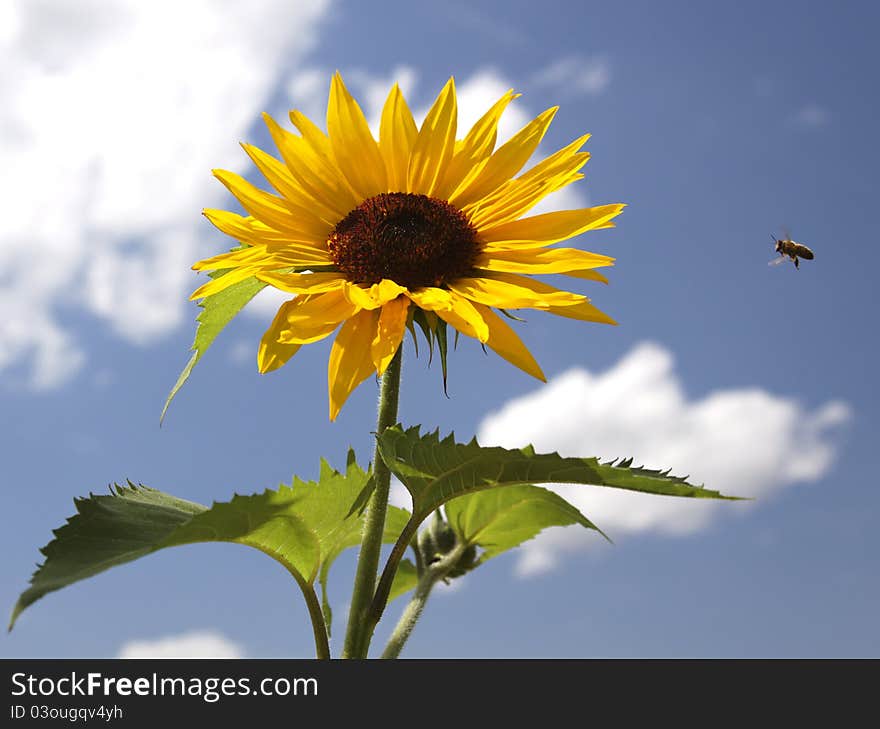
xmin=768 ymin=256 xmax=788 ymax=266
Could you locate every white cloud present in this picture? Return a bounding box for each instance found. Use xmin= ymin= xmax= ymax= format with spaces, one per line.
xmin=285 ymin=66 xmax=335 ymax=124
xmin=3 ymin=16 xmax=604 ymax=387
xmin=792 ymin=103 xmax=831 ymax=129
xmin=477 ymin=342 xmax=851 ymax=577
xmin=0 ymin=0 xmax=331 ymax=389
xmin=118 ymin=629 xmax=243 ymax=658
xmin=389 ymin=476 xmax=411 ymax=510
xmin=529 ymin=55 xmax=611 ymax=96
xmin=442 ymin=68 xmax=530 ymax=145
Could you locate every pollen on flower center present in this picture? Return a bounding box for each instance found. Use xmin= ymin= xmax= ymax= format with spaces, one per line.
xmin=327 ymin=192 xmax=481 ymax=288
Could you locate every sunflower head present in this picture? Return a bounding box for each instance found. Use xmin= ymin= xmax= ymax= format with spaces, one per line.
xmin=327 ymin=192 xmax=480 ymax=288
xmin=191 ymin=73 xmax=625 ymax=420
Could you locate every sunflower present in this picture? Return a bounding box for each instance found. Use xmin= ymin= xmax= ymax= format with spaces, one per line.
xmin=192 ymin=73 xmax=625 ymax=419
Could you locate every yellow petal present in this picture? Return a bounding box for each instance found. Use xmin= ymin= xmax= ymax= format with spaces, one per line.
xmin=448 ymin=273 xmax=587 ymax=310
xmin=328 ymin=309 xmax=380 ymax=420
xmin=404 ymin=286 xmax=453 ymax=310
xmin=372 ymin=296 xmax=409 ymax=375
xmin=274 ymin=291 xmax=359 ymax=344
xmin=480 ymin=205 xmax=626 ymax=248
xmin=435 ymin=89 xmax=518 ymax=200
xmin=202 ymin=209 xmax=324 ymax=251
xmin=464 ymin=135 xmax=591 ymax=229
xmin=450 ymin=107 xmax=557 ymax=208
xmin=343 ymin=279 xmax=409 ymax=310
xmin=407 ymin=77 xmax=457 ymax=196
xmin=468 ymin=168 xmax=587 ymax=230
xmin=191 ymin=266 xmax=262 ymax=300
xmin=258 ymin=301 xmax=304 ymax=373
xmin=564 ymin=269 xmax=609 ymax=284
xmin=475 ymin=247 xmax=614 ymax=275
xmin=543 ymin=299 xmax=618 ymax=325
xmin=240 ymin=143 xmax=339 ymax=227
xmin=515 ymin=135 xmax=591 ymax=187
xmin=258 ymin=340 xmax=302 ymax=374
xmin=502 ymin=277 xmax=618 ymax=324
xmin=193 ymin=242 xmax=330 ymax=272
xmin=262 ymin=113 xmax=358 ymax=217
xmin=472 ymin=303 xmax=545 ymax=381
xmin=288 ymin=108 xmax=366 ymax=204
xmin=407 ymin=288 xmax=490 ymax=342
xmin=192 ymin=244 xmax=267 ymax=271
xmin=289 ymin=109 xmax=333 ymax=157
xmin=213 ymin=169 xmax=330 ymax=241
xmin=327 ymin=72 xmax=387 ymax=199
xmin=379 ymin=84 xmax=418 ymax=191
xmin=255 ymin=272 xmax=345 ymax=295
xmin=192 ymin=232 xmax=332 ymax=277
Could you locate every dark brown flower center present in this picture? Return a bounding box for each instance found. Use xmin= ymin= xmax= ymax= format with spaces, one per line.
xmin=327 ymin=192 xmax=481 ymax=288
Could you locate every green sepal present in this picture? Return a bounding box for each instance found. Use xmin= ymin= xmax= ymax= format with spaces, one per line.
xmin=411 ymin=308 xmax=435 ymax=364
xmin=409 ymin=309 xmax=452 ymax=392
xmin=435 ymin=320 xmax=450 ymax=395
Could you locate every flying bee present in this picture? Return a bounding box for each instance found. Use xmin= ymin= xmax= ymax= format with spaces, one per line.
xmin=769 ymin=233 xmax=814 ymax=270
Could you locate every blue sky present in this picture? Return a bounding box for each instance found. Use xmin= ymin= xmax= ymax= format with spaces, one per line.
xmin=2 ymin=0 xmax=877 ymax=657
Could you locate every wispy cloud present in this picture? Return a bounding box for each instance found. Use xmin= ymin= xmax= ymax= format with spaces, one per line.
xmin=477 ymin=342 xmax=851 ymax=577
xmin=529 ymin=55 xmax=611 ymax=96
xmin=791 ymin=103 xmax=832 ymax=129
xmin=439 ymin=1 xmax=529 ymax=46
xmin=118 ymin=630 xmax=243 ymax=658
xmin=0 ymin=0 xmax=332 ymax=389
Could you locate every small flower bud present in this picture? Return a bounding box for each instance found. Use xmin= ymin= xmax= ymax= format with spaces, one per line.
xmin=428 ymin=510 xmax=457 ymax=554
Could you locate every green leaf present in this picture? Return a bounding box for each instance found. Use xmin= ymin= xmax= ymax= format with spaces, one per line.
xmin=161 ymin=271 xmax=266 ymax=423
xmin=10 ymin=455 xmax=411 ymax=632
xmin=378 ymin=425 xmax=740 ymax=527
xmin=387 ymin=559 xmax=418 ymax=603
xmin=445 ymin=485 xmax=599 ymax=564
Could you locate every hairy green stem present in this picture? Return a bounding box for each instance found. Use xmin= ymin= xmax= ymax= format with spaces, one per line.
xmin=367 ymin=517 xmax=420 ymax=631
xmin=381 ymin=543 xmax=466 ymax=659
xmin=342 ymin=347 xmax=403 ymax=659
xmin=298 ymin=579 xmax=331 ymax=660
xmin=256 ymin=545 xmax=330 ymax=659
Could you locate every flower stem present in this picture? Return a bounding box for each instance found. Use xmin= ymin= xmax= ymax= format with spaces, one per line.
xmin=342 ymin=347 xmax=403 ymax=659
xmin=298 ymin=579 xmax=331 ymax=660
xmin=380 ymin=543 xmax=466 ymax=659
xmin=273 ymin=557 xmax=330 ymax=659
xmin=367 ymin=517 xmax=420 ymax=629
